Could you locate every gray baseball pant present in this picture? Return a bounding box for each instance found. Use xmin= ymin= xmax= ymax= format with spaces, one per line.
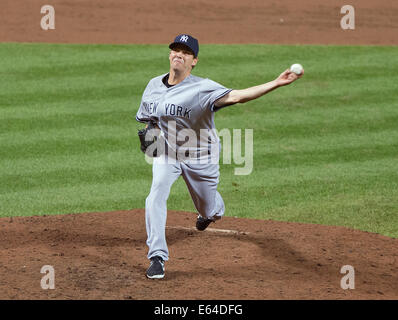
xmin=145 ymin=153 xmax=225 ymax=261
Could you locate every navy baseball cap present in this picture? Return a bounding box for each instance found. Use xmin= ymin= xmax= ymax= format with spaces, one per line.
xmin=169 ymin=34 xmax=199 ymax=57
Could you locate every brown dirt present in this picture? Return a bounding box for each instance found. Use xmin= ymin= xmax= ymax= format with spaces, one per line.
xmin=0 ymin=210 xmax=397 ymax=300
xmin=1 ymin=0 xmax=397 ymax=300
xmin=1 ymin=0 xmax=398 ymax=45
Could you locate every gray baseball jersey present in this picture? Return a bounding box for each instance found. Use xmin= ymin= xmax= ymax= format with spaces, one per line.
xmin=136 ymin=73 xmax=231 ymax=261
xmin=136 ymin=73 xmax=232 ymax=160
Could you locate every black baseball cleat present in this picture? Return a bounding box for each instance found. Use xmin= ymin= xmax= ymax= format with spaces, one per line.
xmin=146 ymin=256 xmax=165 ymax=279
xmin=196 ymin=215 xmax=216 ymax=231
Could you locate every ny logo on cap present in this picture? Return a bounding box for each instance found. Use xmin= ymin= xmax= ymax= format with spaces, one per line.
xmin=180 ymin=35 xmax=189 ymax=42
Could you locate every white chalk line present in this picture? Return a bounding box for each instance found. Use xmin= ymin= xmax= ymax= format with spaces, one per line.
xmin=166 ymin=225 xmax=249 ymax=235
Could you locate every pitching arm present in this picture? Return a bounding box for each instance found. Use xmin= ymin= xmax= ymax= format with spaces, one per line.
xmin=214 ymin=69 xmax=304 ymax=108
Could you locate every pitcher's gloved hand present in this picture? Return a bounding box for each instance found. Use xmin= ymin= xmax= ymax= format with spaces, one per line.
xmin=138 ymin=121 xmax=163 ymax=157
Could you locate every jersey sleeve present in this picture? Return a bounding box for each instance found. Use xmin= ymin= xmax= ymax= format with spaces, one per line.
xmin=198 ymin=79 xmax=232 ymax=112
xmin=135 ymin=83 xmax=152 ymax=123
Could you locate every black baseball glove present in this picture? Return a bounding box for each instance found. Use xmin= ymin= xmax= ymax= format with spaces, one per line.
xmin=137 ymin=121 xmax=163 ymax=157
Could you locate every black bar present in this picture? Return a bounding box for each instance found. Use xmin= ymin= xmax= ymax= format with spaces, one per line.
xmin=0 ymin=300 xmax=396 ymax=318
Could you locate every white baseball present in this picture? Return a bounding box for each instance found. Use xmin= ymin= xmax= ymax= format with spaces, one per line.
xmin=290 ymin=63 xmax=303 ymax=75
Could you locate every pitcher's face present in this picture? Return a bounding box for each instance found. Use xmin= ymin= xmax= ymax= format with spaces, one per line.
xmin=169 ymin=44 xmax=198 ymax=72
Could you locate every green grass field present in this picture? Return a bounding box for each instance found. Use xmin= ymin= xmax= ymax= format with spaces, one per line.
xmin=1 ymin=43 xmax=397 ymax=238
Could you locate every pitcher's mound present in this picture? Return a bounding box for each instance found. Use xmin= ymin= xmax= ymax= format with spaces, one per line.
xmin=0 ymin=210 xmax=397 ymax=299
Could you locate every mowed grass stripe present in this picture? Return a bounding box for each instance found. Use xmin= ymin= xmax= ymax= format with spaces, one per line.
xmin=0 ymin=136 xmax=134 ymax=160
xmin=237 ymin=114 xmax=397 ymax=139
xmin=1 ymin=72 xmax=148 ymax=96
xmin=221 ymin=180 xmax=398 ymax=220
xmin=214 ymin=91 xmax=398 ymax=120
xmin=1 ymin=142 xmax=397 ymax=194
xmin=0 ymin=124 xmax=136 ymax=146
xmin=0 ymin=98 xmax=136 ymax=120
xmin=250 ymin=171 xmax=398 ymax=206
xmin=225 ymin=157 xmax=398 ymax=186
xmin=4 ymin=61 xmax=396 ymax=94
xmin=1 ymin=147 xmax=397 ymax=196
xmin=252 ymin=88 xmax=397 ymax=112
xmin=0 ymin=179 xmax=150 ymax=217
xmin=2 ymin=120 xmax=396 ymax=161
xmin=0 ymin=85 xmax=140 ymax=107
xmin=6 ymin=47 xmax=388 ymax=77
xmin=0 ymin=149 xmax=143 ymax=174
xmin=2 ymin=121 xmax=397 ymax=163
xmin=253 ymin=142 xmax=398 ymax=168
xmin=2 ymin=57 xmax=163 ymax=82
xmin=2 ymin=158 xmax=396 ymax=196
xmin=0 ymin=110 xmax=134 ymax=134
xmin=1 ymin=127 xmax=397 ymax=176
xmin=0 ymin=43 xmax=167 ymax=70
xmin=0 ymin=162 xmax=146 ymax=194
xmin=2 ymin=84 xmax=396 ymax=118
xmin=2 ymin=103 xmax=396 ymax=136
xmin=258 ymin=194 xmax=398 ymax=238
xmin=237 ymin=101 xmax=398 ymax=123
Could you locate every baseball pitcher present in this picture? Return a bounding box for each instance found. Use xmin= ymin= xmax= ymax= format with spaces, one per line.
xmin=136 ymin=34 xmax=303 ymax=279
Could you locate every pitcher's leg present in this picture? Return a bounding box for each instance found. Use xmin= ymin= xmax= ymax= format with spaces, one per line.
xmin=181 ymin=162 xmax=225 ymax=220
xmin=146 ymin=155 xmax=181 ymax=261
xmin=213 ymin=190 xmax=225 ymax=219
